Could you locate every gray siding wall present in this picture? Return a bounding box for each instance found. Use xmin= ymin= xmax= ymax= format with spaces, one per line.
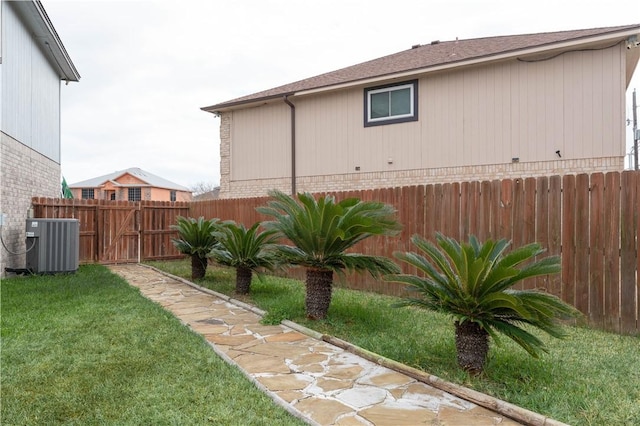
xmin=1 ymin=1 xmax=61 ymax=163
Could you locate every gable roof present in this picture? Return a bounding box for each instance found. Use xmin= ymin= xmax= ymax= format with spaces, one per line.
xmin=69 ymin=167 xmax=190 ymax=191
xmin=202 ymin=24 xmax=640 ymax=113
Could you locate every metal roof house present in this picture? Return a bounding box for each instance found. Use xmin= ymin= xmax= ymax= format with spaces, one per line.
xmin=203 ymin=24 xmax=640 ymax=199
xmin=1 ymin=0 xmax=80 ymax=276
xmin=69 ymin=167 xmax=193 ymax=202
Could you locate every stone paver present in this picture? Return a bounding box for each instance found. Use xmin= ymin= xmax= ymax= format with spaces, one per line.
xmin=109 ymin=264 xmax=524 ymax=426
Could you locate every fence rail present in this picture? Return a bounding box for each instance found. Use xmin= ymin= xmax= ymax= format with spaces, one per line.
xmin=32 ymin=170 xmax=639 ymax=335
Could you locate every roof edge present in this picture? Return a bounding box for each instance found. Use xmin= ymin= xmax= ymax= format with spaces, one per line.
xmin=298 ymin=27 xmax=640 ymax=97
xmin=203 ymin=24 xmax=640 ymax=112
xmin=11 ymin=1 xmax=80 ymax=82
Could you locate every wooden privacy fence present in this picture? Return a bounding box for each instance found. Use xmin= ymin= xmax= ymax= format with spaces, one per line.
xmin=32 ymin=170 xmax=639 ymax=335
xmin=32 ymin=199 xmax=190 ymax=264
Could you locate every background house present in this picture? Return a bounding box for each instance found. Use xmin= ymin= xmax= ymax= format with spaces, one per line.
xmin=69 ymin=167 xmax=193 ymax=202
xmin=0 ymin=0 xmax=80 ymax=276
xmin=203 ymin=24 xmax=640 ymax=199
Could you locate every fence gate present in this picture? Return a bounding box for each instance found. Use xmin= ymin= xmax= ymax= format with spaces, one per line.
xmin=98 ymin=203 xmax=140 ymax=264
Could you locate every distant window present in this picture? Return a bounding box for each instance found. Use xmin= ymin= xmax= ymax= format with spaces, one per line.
xmin=110 ymin=193 xmax=116 ymax=201
xmin=364 ymin=80 xmax=418 ymax=127
xmin=81 ymin=189 xmax=94 ymax=199
xmin=170 ymin=191 xmax=176 ymax=202
xmin=128 ymin=187 xmax=141 ymax=201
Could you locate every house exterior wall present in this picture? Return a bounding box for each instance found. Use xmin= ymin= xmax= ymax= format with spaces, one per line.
xmin=0 ymin=2 xmax=65 ymax=277
xmin=230 ymin=103 xmax=292 ymax=180
xmin=1 ymin=133 xmax=61 ymax=274
xmin=221 ymin=44 xmax=627 ymax=198
xmin=71 ymin=185 xmax=192 ymax=201
xmin=1 ymin=2 xmax=61 ymax=162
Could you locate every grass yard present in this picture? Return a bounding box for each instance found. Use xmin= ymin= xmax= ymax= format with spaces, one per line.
xmin=0 ymin=265 xmax=305 ymax=426
xmin=149 ymin=259 xmax=640 ymax=426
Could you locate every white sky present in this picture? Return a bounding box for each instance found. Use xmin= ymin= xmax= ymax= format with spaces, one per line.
xmin=43 ymin=0 xmax=640 ymax=189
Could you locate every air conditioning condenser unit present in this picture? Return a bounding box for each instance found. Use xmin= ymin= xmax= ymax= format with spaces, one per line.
xmin=25 ymin=218 xmax=79 ymax=274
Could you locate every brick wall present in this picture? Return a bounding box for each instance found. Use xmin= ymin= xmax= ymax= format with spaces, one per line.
xmin=0 ymin=133 xmax=61 ymax=276
xmin=222 ymin=156 xmax=625 ymax=199
xmin=219 ymin=112 xmax=231 ymax=196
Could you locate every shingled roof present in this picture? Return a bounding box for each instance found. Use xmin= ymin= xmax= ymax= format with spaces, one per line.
xmin=203 ymin=24 xmax=640 ymax=112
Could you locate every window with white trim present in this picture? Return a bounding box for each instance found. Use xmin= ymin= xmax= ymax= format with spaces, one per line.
xmin=170 ymin=191 xmax=176 ymax=202
xmin=364 ymin=80 xmax=418 ymax=127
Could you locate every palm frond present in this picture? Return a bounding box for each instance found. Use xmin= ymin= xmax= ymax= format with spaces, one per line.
xmin=170 ymin=216 xmax=220 ymax=257
xmin=209 ymin=221 xmax=279 ymax=271
xmin=387 ymin=233 xmax=582 ymax=360
xmin=258 ymin=190 xmax=401 ymax=270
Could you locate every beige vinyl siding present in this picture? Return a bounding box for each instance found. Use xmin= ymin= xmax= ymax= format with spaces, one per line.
xmin=230 ymin=103 xmax=291 ymax=180
xmin=228 ymin=45 xmax=626 ymax=184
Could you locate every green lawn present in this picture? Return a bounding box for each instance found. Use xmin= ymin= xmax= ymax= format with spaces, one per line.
xmin=0 ymin=265 xmax=305 ymax=426
xmin=149 ymin=259 xmax=640 ymax=426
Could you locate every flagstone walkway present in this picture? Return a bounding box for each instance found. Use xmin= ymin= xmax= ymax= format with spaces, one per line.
xmin=109 ymin=264 xmax=524 ymax=426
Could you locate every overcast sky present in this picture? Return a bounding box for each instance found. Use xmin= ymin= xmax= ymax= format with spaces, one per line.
xmin=43 ymin=0 xmax=640 ymax=189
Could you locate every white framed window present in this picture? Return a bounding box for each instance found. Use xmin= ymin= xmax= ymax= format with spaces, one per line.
xmin=81 ymin=189 xmax=94 ymax=199
xmin=170 ymin=191 xmax=176 ymax=202
xmin=364 ymin=80 xmax=418 ymax=127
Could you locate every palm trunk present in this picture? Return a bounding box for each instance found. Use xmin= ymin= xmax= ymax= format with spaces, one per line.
xmin=305 ymin=268 xmax=333 ymax=320
xmin=455 ymin=320 xmax=489 ymax=375
xmin=191 ymin=255 xmax=207 ymax=279
xmin=235 ymin=266 xmax=252 ymax=294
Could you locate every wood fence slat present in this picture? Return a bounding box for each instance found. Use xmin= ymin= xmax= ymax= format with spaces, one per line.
xmin=469 ymin=181 xmax=480 ymax=238
xmin=575 ymin=173 xmax=590 ymax=316
xmin=524 ymin=178 xmax=537 ymax=245
xmin=589 ymin=173 xmax=605 ymax=329
xmin=620 ymin=171 xmax=638 ymax=334
xmin=561 ymin=174 xmax=576 ymax=306
xmin=535 ymin=176 xmax=550 ymax=290
xmin=636 ymin=172 xmax=640 ymax=335
xmin=603 ymin=172 xmax=621 ymax=333
xmin=499 ymin=178 xmax=513 ymax=242
xmin=522 ymin=177 xmax=537 ymax=290
xmin=450 ymin=182 xmax=461 ymax=241
xmin=548 ymin=176 xmax=562 ymax=298
xmin=478 ymin=181 xmax=492 ymax=240
xmin=512 ymin=178 xmax=525 ymax=247
xmin=460 ymin=182 xmax=471 ymax=240
xmin=424 ymin=184 xmax=436 ymax=242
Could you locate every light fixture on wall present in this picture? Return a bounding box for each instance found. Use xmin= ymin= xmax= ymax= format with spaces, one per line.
xmin=556 ymin=150 xmax=562 ymax=158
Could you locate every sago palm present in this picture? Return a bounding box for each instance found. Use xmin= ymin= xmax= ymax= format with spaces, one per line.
xmin=209 ymin=221 xmax=279 ymax=295
xmin=170 ymin=216 xmax=220 ymax=279
xmin=257 ymin=190 xmax=402 ymax=320
xmin=387 ymin=233 xmax=580 ymax=374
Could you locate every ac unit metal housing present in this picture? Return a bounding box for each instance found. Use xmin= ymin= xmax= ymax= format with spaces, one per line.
xmin=26 ymin=218 xmax=80 ymax=274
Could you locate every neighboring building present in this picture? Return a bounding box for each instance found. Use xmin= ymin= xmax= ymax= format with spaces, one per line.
xmin=1 ymin=0 xmax=80 ymax=276
xmin=69 ymin=167 xmax=193 ymax=202
xmin=203 ymin=25 xmax=640 ymax=199
xmin=193 ymin=186 xmax=220 ymax=201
